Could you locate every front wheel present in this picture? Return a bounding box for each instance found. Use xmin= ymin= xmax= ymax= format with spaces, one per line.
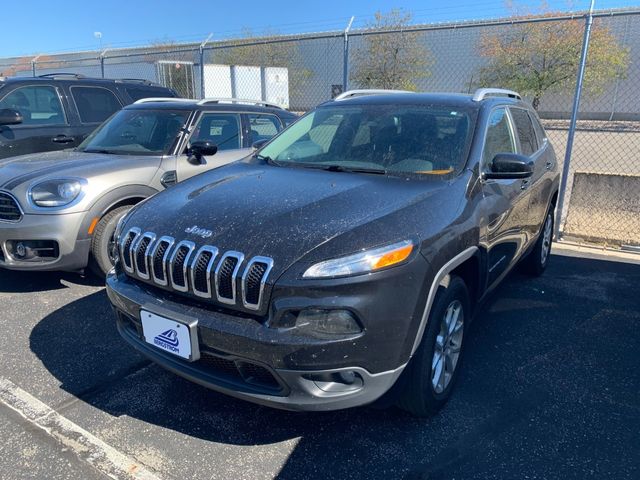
xmin=522 ymin=207 xmax=554 ymax=276
xmin=88 ymin=205 xmax=132 ymax=277
xmin=397 ymin=275 xmax=469 ymax=417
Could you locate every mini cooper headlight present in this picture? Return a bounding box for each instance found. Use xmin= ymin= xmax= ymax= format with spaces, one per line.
xmin=30 ymin=179 xmax=83 ymax=207
xmin=302 ymin=240 xmax=414 ymax=279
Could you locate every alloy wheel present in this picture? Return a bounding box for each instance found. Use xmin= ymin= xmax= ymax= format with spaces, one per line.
xmin=431 ymin=299 xmax=464 ymax=394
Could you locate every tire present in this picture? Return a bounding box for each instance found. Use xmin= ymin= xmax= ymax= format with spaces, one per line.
xmin=397 ymin=275 xmax=469 ymax=417
xmin=88 ymin=205 xmax=132 ymax=277
xmin=522 ymin=206 xmax=554 ymax=276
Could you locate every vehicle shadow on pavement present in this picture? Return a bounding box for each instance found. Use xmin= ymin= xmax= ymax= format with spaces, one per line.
xmin=29 ymin=255 xmax=640 ymax=480
xmin=0 ymin=269 xmax=104 ymax=293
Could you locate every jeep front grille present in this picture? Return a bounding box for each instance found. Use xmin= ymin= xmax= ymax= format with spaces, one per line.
xmin=119 ymin=228 xmax=273 ymax=311
xmin=0 ymin=192 xmax=23 ymax=222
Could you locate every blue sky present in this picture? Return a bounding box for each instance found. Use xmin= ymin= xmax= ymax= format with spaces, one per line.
xmin=2 ymin=0 xmax=638 ymax=57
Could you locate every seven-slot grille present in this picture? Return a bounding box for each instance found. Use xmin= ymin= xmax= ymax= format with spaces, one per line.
xmin=0 ymin=192 xmax=22 ymax=222
xmin=120 ymin=228 xmax=274 ymax=311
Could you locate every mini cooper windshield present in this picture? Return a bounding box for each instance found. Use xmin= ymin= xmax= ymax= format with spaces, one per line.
xmin=79 ymin=109 xmax=189 ymax=156
xmin=259 ymin=104 xmax=475 ymax=175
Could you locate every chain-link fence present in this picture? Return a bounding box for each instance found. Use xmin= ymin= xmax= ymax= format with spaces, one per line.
xmin=1 ymin=9 xmax=639 ymax=250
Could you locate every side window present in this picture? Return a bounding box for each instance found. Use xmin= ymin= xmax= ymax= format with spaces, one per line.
xmin=125 ymin=87 xmax=174 ymax=102
xmin=510 ymin=108 xmax=538 ymax=156
xmin=529 ymin=112 xmax=547 ymax=146
xmin=71 ymin=87 xmax=122 ymax=124
xmin=483 ymin=108 xmax=515 ymax=165
xmin=248 ymin=114 xmax=281 ymax=143
xmin=0 ymin=85 xmax=65 ymax=125
xmin=191 ymin=113 xmax=241 ymax=151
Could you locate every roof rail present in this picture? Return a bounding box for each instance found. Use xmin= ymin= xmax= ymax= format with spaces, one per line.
xmin=115 ymin=78 xmax=158 ymax=85
xmin=472 ymin=88 xmax=521 ymax=102
xmin=133 ymin=98 xmax=196 ymax=104
xmin=334 ymin=89 xmax=412 ymax=100
xmin=196 ymin=97 xmax=285 ymax=109
xmin=38 ymin=73 xmax=87 ymax=79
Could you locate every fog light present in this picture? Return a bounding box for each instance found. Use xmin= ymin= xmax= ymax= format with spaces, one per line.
xmin=15 ymin=242 xmax=26 ymax=258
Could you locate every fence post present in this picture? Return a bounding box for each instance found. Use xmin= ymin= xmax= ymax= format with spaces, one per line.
xmin=99 ymin=49 xmax=108 ymax=78
xmin=31 ymin=55 xmax=41 ymax=77
xmin=555 ymin=0 xmax=595 ymax=240
xmin=199 ymin=33 xmax=213 ymax=99
xmin=342 ymin=16 xmax=355 ymax=93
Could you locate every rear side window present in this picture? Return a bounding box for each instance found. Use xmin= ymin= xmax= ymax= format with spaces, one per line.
xmin=529 ymin=112 xmax=547 ymax=146
xmin=125 ymin=87 xmax=174 ymax=102
xmin=71 ymin=86 xmax=122 ymax=124
xmin=510 ymin=108 xmax=538 ymax=156
xmin=0 ymin=85 xmax=65 ymax=125
xmin=191 ymin=113 xmax=241 ymax=151
xmin=248 ymin=114 xmax=281 ymax=143
xmin=483 ymin=108 xmax=515 ymax=165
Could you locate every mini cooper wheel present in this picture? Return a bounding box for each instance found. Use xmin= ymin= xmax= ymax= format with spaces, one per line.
xmin=398 ymin=275 xmax=469 ymax=417
xmin=89 ymin=205 xmax=132 ymax=277
xmin=522 ymin=206 xmax=555 ymax=276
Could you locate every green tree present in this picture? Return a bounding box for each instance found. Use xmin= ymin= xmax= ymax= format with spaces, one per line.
xmin=350 ymin=9 xmax=432 ymax=91
xmin=477 ymin=14 xmax=629 ymax=109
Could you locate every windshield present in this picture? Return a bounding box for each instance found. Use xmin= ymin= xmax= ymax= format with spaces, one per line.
xmin=259 ymin=104 xmax=475 ymax=176
xmin=78 ymin=109 xmax=189 ymax=156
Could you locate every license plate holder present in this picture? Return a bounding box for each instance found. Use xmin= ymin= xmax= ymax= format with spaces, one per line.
xmin=141 ymin=310 xmax=200 ymax=361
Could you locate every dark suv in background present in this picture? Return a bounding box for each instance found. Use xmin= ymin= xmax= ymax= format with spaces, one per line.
xmin=0 ymin=74 xmax=177 ymax=159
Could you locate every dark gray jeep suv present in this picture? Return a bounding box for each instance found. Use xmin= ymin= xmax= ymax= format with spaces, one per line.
xmin=106 ymin=88 xmax=559 ymax=416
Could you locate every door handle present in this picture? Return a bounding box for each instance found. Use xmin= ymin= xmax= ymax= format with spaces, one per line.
xmin=520 ymin=179 xmax=530 ymax=190
xmin=51 ymin=135 xmax=75 ymax=144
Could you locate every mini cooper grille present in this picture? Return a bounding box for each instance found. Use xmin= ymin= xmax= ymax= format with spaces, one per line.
xmin=119 ymin=228 xmax=273 ymax=311
xmin=0 ymin=192 xmax=22 ymax=222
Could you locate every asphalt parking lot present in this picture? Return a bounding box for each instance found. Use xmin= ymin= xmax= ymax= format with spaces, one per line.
xmin=0 ymin=251 xmax=638 ymax=480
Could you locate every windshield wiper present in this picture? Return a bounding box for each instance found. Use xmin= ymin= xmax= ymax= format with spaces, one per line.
xmin=82 ymin=148 xmax=114 ymax=154
xmin=254 ymin=154 xmax=284 ymax=167
xmin=320 ymin=164 xmax=387 ymax=175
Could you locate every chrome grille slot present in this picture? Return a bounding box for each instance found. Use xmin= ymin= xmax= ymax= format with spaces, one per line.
xmin=150 ymin=236 xmax=174 ymax=286
xmin=169 ymin=241 xmax=195 ymax=292
xmin=190 ymin=246 xmax=218 ymax=298
xmin=119 ymin=227 xmax=141 ymax=273
xmin=133 ymin=233 xmax=155 ymax=280
xmin=242 ymin=257 xmax=274 ymax=310
xmin=215 ymin=251 xmax=245 ymax=304
xmin=0 ymin=192 xmax=22 ymax=222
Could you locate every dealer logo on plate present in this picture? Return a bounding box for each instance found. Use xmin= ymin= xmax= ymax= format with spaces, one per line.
xmin=154 ymin=329 xmax=180 ymax=354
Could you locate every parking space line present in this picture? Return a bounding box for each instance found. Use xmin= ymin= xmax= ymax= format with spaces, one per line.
xmin=0 ymin=377 xmax=161 ymax=480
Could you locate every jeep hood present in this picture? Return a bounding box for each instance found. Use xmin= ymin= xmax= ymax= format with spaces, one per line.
xmin=123 ymin=161 xmax=456 ymax=277
xmin=0 ymin=150 xmax=160 ymax=190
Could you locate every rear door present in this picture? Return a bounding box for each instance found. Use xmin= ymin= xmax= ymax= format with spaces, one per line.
xmin=176 ymin=111 xmax=251 ymax=182
xmin=481 ymin=107 xmax=532 ymax=287
xmin=68 ymin=85 xmax=123 ymax=145
xmin=0 ymin=83 xmax=76 ymax=158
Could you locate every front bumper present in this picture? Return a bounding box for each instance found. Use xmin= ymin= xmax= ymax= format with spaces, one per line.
xmin=0 ymin=211 xmax=89 ymax=271
xmin=107 ymin=270 xmax=412 ymax=411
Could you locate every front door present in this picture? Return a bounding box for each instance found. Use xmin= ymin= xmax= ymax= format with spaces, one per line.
xmin=0 ymin=84 xmax=77 ymax=159
xmin=176 ymin=112 xmax=252 ymax=182
xmin=480 ymin=107 xmax=532 ymax=287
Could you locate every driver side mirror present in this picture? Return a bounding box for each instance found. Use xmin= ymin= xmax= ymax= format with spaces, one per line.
xmin=252 ymin=139 xmax=269 ymax=150
xmin=484 ymin=153 xmax=533 ymax=180
xmin=188 ymin=141 xmax=218 ymax=165
xmin=0 ymin=108 xmax=23 ymax=126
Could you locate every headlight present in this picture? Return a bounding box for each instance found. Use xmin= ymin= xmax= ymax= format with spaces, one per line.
xmin=30 ymin=179 xmax=83 ymax=207
xmin=302 ymin=240 xmax=414 ymax=279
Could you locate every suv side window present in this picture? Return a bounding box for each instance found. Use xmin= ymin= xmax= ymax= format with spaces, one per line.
xmin=0 ymin=85 xmax=65 ymax=125
xmin=248 ymin=114 xmax=281 ymax=143
xmin=510 ymin=108 xmax=538 ymax=156
xmin=71 ymin=86 xmax=122 ymax=124
xmin=191 ymin=113 xmax=241 ymax=151
xmin=528 ymin=111 xmax=547 ymax=147
xmin=125 ymin=86 xmax=173 ymax=102
xmin=483 ymin=108 xmax=516 ymax=165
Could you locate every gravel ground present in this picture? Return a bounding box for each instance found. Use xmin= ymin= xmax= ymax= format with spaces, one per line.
xmin=0 ymin=251 xmax=638 ymax=480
